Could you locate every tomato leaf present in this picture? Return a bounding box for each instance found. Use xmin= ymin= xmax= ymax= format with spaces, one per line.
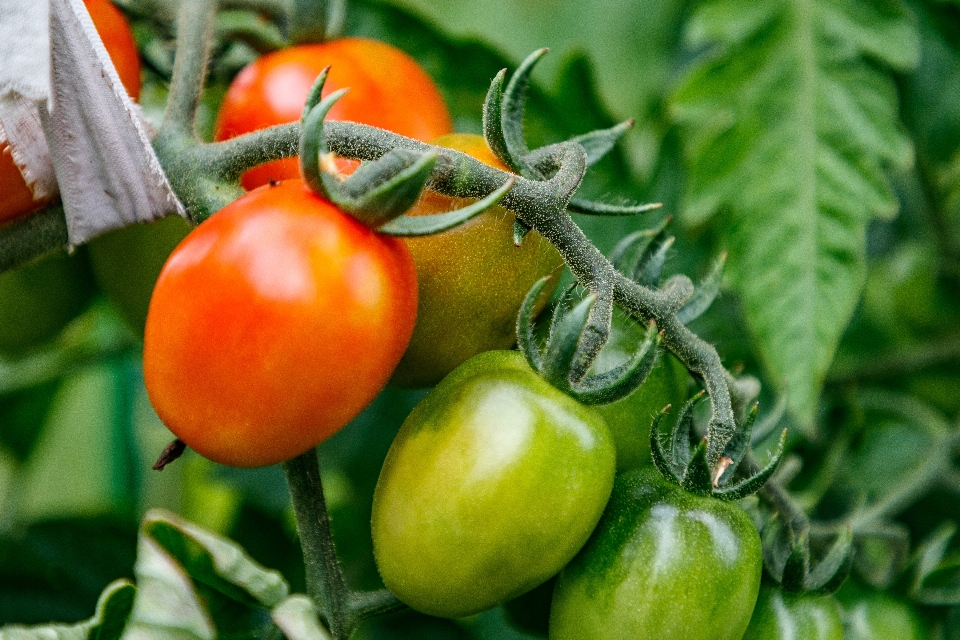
xmin=671 ymin=0 xmax=918 ymax=429
xmin=0 ymin=580 xmax=135 ymax=640
xmin=270 ymin=595 xmax=332 ymax=640
xmin=120 ymin=510 xmax=291 ymax=640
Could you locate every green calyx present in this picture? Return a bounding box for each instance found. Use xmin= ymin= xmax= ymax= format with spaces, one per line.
xmin=762 ymin=516 xmax=854 ymax=595
xmin=517 ymin=277 xmax=662 ymax=405
xmin=651 ymin=393 xmax=788 ymax=501
xmin=482 ymin=49 xmax=659 ymax=217
xmin=298 ymin=70 xmax=514 ymax=235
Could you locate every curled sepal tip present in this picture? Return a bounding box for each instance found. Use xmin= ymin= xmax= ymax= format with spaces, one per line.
xmin=766 ymin=517 xmax=854 ymax=595
xmin=676 ymin=252 xmax=727 ymax=325
xmin=650 ymin=398 xmax=786 ymax=500
xmin=516 ymin=276 xmax=552 ymax=373
xmin=482 ymin=69 xmax=519 ymax=175
xmin=513 ymin=219 xmax=532 ymax=246
xmin=380 ymin=177 xmax=515 ymax=237
xmin=501 ymin=48 xmax=549 ymax=176
xmin=517 ymin=282 xmax=661 ymax=405
xmin=567 ymin=198 xmax=662 ymax=217
xmin=569 ymin=118 xmax=634 ymax=167
xmin=609 ymin=218 xmax=671 ymax=281
xmin=299 ymin=71 xmax=439 ymax=227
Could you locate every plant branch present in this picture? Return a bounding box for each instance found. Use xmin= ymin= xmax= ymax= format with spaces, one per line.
xmin=162 ymin=0 xmax=218 ymax=135
xmin=0 ymin=205 xmax=69 ymax=272
xmin=282 ymin=449 xmax=347 ymax=638
xmin=1 ymin=118 xmax=742 ymax=466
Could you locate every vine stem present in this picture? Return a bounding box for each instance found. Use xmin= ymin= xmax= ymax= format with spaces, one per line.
xmin=282 ymin=449 xmax=404 ymax=639
xmin=161 ymin=0 xmax=217 ymax=135
xmin=282 ymin=449 xmax=348 ymax=637
xmin=1 ymin=119 xmax=742 ymax=466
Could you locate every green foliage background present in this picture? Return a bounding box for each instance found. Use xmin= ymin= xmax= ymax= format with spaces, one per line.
xmin=1 ymin=0 xmax=959 ymax=637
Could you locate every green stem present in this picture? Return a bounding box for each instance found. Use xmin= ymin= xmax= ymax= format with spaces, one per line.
xmin=2 ymin=119 xmax=742 ymax=469
xmin=282 ymin=449 xmax=347 ymax=638
xmin=0 ymin=205 xmax=69 ymax=272
xmin=344 ymin=590 xmax=405 ymax=631
xmin=162 ymin=0 xmax=218 ymax=136
xmin=282 ymin=449 xmax=407 ymax=638
xmin=221 ymin=0 xmax=291 ymax=23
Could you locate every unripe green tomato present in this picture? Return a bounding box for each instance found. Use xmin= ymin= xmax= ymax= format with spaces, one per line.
xmin=88 ymin=215 xmax=192 ymax=337
xmin=838 ymin=586 xmax=927 ymax=640
xmin=549 ymin=467 xmax=762 ymax=640
xmin=372 ymin=350 xmax=616 ymax=619
xmin=742 ymin=587 xmax=843 ymax=640
xmin=0 ymin=250 xmax=95 ymax=356
xmin=390 ymin=134 xmax=564 ymax=388
xmin=591 ymin=314 xmax=689 ymax=471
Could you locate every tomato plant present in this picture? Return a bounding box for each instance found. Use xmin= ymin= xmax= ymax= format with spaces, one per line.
xmin=371 ymin=350 xmax=616 ymax=619
xmin=549 ymin=467 xmax=762 ymax=640
xmin=742 ymin=587 xmax=843 ymax=640
xmin=0 ymin=250 xmax=96 ymax=357
xmin=590 ymin=313 xmax=689 ymax=470
xmin=0 ymin=0 xmax=141 ymax=226
xmin=390 ymin=133 xmax=564 ymax=388
xmin=213 ymin=37 xmax=452 ymax=190
xmin=88 ymin=215 xmax=192 ymax=337
xmin=142 ymin=179 xmax=418 ymax=468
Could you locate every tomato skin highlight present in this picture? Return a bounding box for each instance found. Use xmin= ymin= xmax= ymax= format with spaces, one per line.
xmin=0 ymin=0 xmax=141 ymax=225
xmin=390 ymin=134 xmax=564 ymax=388
xmin=214 ymin=37 xmax=453 ymax=190
xmin=143 ymin=180 xmax=418 ymax=468
xmin=742 ymin=587 xmax=843 ymax=640
xmin=549 ymin=467 xmax=762 ymax=640
xmin=372 ymin=350 xmax=616 ymax=619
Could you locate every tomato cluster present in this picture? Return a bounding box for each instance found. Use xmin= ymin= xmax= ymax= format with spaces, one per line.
xmin=129 ymin=24 xmax=774 ymax=638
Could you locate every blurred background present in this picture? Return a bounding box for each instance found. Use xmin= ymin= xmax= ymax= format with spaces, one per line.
xmin=2 ymin=0 xmax=959 ymax=637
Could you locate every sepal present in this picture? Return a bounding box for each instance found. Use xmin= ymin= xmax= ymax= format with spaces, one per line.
xmin=649 ymin=398 xmax=786 ymax=501
xmin=762 ymin=515 xmax=854 ymax=594
xmin=482 ymin=49 xmax=655 ymax=216
xmin=380 ymin=177 xmax=515 ymax=236
xmin=676 ymin=253 xmax=726 ymax=324
xmin=299 ymin=71 xmax=508 ymax=233
xmin=517 ymin=279 xmax=662 ymax=405
xmin=568 ymin=119 xmax=634 ymax=167
xmin=567 ymin=198 xmax=662 ymax=216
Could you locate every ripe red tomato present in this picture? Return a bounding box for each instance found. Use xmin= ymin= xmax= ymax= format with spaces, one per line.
xmin=390 ymin=134 xmax=564 ymax=388
xmin=0 ymin=0 xmax=140 ymax=225
xmin=214 ymin=37 xmax=453 ymax=190
xmin=142 ymin=180 xmax=418 ymax=468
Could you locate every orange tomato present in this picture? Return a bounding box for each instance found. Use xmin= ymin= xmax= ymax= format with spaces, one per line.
xmin=390 ymin=134 xmax=564 ymax=388
xmin=214 ymin=37 xmax=453 ymax=190
xmin=143 ymin=180 xmax=418 ymax=467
